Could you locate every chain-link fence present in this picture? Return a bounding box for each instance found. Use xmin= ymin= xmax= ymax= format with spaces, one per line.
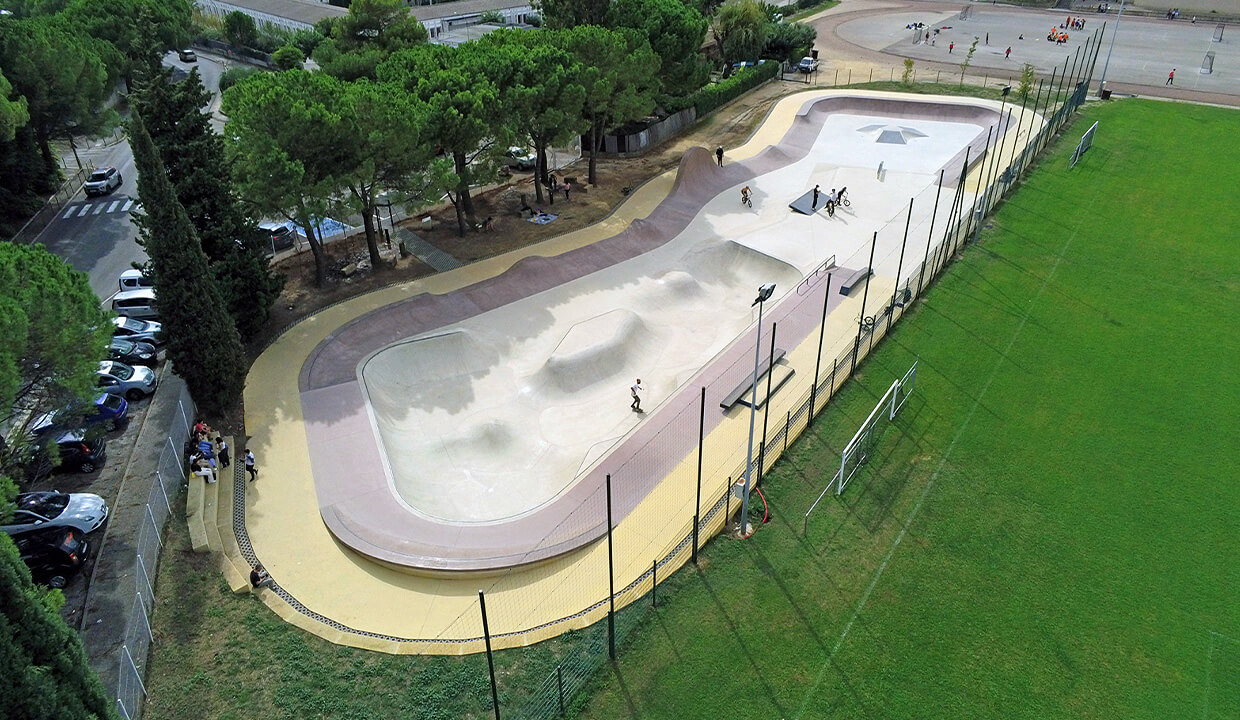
xmin=113 ymin=381 xmax=194 ymax=720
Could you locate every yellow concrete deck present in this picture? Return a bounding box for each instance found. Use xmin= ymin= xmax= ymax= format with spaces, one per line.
xmin=241 ymin=89 xmax=1041 ymax=654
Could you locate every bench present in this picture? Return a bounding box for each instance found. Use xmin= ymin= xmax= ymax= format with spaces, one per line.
xmin=720 ymin=349 xmax=788 ymax=410
xmin=838 ymin=266 xmax=872 ymax=296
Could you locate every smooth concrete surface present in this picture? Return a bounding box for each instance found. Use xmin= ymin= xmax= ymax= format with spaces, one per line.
xmin=243 ymin=89 xmax=1041 ymax=652
xmin=838 ymin=5 xmax=1240 ymax=94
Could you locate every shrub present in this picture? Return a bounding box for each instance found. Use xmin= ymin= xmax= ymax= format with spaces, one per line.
xmin=689 ymin=61 xmax=779 ymax=116
xmin=219 ymin=66 xmax=262 ymax=93
xmin=271 ymin=45 xmax=305 ymax=71
xmin=479 ymin=10 xmax=505 ymax=24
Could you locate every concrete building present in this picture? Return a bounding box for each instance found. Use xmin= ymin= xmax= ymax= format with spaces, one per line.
xmin=196 ymin=0 xmax=536 ymax=41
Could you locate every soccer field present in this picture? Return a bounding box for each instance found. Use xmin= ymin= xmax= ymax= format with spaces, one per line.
xmin=577 ymin=99 xmax=1240 ymax=719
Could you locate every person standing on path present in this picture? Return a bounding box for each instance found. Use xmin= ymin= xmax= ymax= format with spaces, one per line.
xmin=216 ymin=436 xmax=230 ymax=468
xmin=812 ymin=184 xmax=820 ymax=209
xmin=1005 ymin=46 xmax=1011 ymax=59
xmin=1167 ymin=68 xmax=1175 ymax=85
xmin=949 ymin=42 xmax=954 ymax=53
xmin=630 ymin=379 xmax=645 ymax=413
xmin=716 ymin=146 xmax=724 ymax=166
xmin=244 ymin=448 xmax=257 ymax=481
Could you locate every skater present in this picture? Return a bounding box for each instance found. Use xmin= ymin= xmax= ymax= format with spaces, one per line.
xmin=825 ymin=188 xmax=839 ymax=217
xmin=244 ymin=448 xmax=257 ymax=482
xmin=716 ymin=145 xmax=724 ymax=166
xmin=1005 ymin=46 xmax=1011 ymax=59
xmin=812 ymin=184 xmax=820 ymax=209
xmin=630 ymin=379 xmax=645 ymax=412
xmin=741 ymin=185 xmax=752 ymax=207
xmin=1166 ymin=68 xmax=1175 ymax=85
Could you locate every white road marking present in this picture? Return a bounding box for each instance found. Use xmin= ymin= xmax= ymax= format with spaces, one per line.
xmin=63 ymin=205 xmax=80 ymax=219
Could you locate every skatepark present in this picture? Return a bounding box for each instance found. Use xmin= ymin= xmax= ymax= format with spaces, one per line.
xmin=242 ymin=88 xmax=1043 ymax=652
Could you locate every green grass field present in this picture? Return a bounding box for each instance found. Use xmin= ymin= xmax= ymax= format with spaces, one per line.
xmin=576 ymin=99 xmax=1240 ymax=719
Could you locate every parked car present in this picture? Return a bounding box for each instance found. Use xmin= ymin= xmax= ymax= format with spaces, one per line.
xmin=111 ymin=316 xmax=163 ymax=345
xmin=27 ymin=431 xmax=108 ymax=477
xmin=14 ymin=527 xmax=91 ymax=588
xmin=177 ymin=48 xmax=197 ymax=62
xmin=258 ymin=223 xmax=296 ymax=255
xmin=505 ymin=147 xmax=537 ymax=171
xmin=31 ymin=395 xmax=129 ymax=436
xmin=118 ymin=268 xmax=154 ymax=292
xmin=110 ymin=288 xmax=159 ymax=320
xmin=2 ymin=491 xmax=110 ymax=537
xmin=108 ymin=338 xmax=159 ymax=367
xmin=84 ymin=166 xmax=122 ymax=196
xmin=796 ymin=56 xmax=819 ymax=73
xmin=97 ymin=360 xmax=157 ymax=400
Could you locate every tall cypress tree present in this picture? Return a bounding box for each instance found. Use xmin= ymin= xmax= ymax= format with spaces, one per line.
xmin=0 ymin=534 xmax=120 ymax=720
xmin=129 ymin=111 xmax=247 ymax=416
xmin=132 ymin=67 xmax=283 ymax=341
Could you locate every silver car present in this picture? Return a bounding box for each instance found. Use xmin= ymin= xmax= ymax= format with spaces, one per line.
xmin=97 ymin=360 xmax=158 ymax=400
xmin=111 ymin=316 xmax=163 ymax=345
xmin=1 ymin=491 xmax=109 ymax=537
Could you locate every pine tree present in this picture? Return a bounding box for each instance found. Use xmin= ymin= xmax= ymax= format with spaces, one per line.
xmin=0 ymin=533 xmax=120 ymax=720
xmin=132 ymin=67 xmax=283 ymax=341
xmin=129 ymin=111 xmax=248 ymax=416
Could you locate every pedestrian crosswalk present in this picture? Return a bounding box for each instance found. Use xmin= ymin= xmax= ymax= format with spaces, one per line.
xmin=61 ymin=197 xmax=139 ymax=219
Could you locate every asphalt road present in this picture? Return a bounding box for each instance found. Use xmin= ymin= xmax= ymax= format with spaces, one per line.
xmin=35 ymin=50 xmax=227 ymax=302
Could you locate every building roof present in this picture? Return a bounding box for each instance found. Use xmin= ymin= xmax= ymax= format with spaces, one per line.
xmin=408 ymin=0 xmax=532 ymax=22
xmin=210 ymin=0 xmax=347 ymax=27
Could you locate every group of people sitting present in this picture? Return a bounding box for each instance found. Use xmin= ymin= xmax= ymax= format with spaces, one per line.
xmin=189 ymin=420 xmax=229 ymax=484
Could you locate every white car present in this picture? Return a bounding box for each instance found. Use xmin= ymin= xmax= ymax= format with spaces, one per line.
xmin=1 ymin=491 xmax=110 ymax=537
xmin=797 ymin=56 xmax=820 ymax=73
xmin=84 ymin=166 xmax=122 ymax=196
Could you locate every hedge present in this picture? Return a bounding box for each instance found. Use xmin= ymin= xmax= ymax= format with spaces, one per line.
xmin=691 ymin=61 xmax=780 ymax=116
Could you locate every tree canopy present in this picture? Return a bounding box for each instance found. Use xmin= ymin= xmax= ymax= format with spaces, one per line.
xmin=0 ymin=16 xmax=116 ymax=172
xmin=0 ymin=533 xmax=120 ymax=720
xmin=608 ymin=0 xmax=709 ymax=97
xmin=132 ymin=66 xmax=284 ymax=341
xmin=712 ymin=0 xmax=769 ymax=77
xmin=130 ymin=111 xmax=248 ymax=415
xmin=313 ymin=0 xmax=427 ymax=80
xmin=0 ymin=243 xmax=110 ymax=476
xmin=223 ymin=70 xmax=355 ymax=286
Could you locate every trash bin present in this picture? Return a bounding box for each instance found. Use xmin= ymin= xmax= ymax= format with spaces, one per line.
xmin=1100 ymin=88 xmax=1113 ymax=100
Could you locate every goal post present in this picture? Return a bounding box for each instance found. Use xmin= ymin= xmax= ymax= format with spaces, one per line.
xmin=803 ymin=360 xmax=918 ymax=533
xmin=1070 ymin=121 xmax=1098 ymax=168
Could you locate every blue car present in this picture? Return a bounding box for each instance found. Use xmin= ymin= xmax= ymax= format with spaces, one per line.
xmin=31 ymin=394 xmax=129 ymax=436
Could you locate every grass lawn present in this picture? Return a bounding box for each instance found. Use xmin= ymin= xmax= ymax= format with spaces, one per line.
xmin=576 ymin=99 xmax=1240 ymax=719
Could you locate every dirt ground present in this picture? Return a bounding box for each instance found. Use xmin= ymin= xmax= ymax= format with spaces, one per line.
xmin=249 ymin=79 xmax=798 ymax=361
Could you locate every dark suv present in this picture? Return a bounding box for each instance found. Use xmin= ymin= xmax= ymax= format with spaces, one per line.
xmin=29 ymin=430 xmax=108 ymax=477
xmin=14 ymin=527 xmax=90 ymax=588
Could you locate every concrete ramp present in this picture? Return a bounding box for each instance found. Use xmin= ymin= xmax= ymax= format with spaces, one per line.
xmin=789 ymin=189 xmax=824 ymax=215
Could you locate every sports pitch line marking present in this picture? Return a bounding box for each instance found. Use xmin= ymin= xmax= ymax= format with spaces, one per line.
xmin=793 ymin=226 xmax=1080 ymax=719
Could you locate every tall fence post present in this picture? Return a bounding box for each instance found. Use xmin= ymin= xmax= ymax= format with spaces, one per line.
xmin=557 ymin=665 xmax=565 ymax=715
xmin=478 ymin=590 xmax=501 ymax=720
xmin=920 ymin=169 xmax=945 ymax=295
xmin=810 ymin=272 xmax=833 ymax=416
xmin=886 ymin=197 xmax=914 ymax=336
xmin=605 ymin=473 xmax=616 ymax=661
xmin=693 ymin=387 xmax=704 ymax=565
xmin=851 ymin=232 xmax=878 ymax=376
xmin=757 ymin=322 xmax=777 ymax=486
xmin=651 ymin=559 xmax=657 ymax=608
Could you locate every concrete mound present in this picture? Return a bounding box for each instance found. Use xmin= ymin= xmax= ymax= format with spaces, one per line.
xmin=681 ymin=238 xmax=801 ymax=290
xmin=534 ymin=309 xmax=653 ymax=395
xmin=655 ymin=270 xmax=705 ymax=298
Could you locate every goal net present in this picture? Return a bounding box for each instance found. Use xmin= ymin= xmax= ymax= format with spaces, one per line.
xmin=803 ymin=360 xmax=918 ymax=532
xmin=1070 ymin=121 xmax=1098 ymax=167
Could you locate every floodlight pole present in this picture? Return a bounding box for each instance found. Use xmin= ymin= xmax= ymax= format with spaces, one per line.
xmin=740 ymin=283 xmax=775 ymax=536
xmin=1097 ymin=3 xmax=1125 ymax=94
